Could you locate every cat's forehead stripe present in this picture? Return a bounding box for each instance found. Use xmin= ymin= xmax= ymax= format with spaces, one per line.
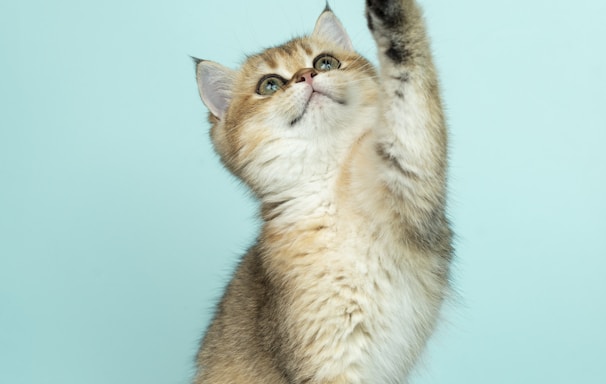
xmin=299 ymin=41 xmax=313 ymax=56
xmin=258 ymin=51 xmax=278 ymax=70
xmin=280 ymin=43 xmax=294 ymax=56
xmin=248 ymin=39 xmax=316 ymax=72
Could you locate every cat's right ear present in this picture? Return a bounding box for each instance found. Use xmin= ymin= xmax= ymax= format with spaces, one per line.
xmin=194 ymin=58 xmax=236 ymax=120
xmin=312 ymin=6 xmax=354 ymax=51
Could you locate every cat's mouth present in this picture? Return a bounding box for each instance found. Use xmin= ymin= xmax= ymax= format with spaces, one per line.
xmin=290 ymin=90 xmax=346 ymax=126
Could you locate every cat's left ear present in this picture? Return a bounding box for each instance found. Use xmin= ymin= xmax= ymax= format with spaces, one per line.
xmin=194 ymin=59 xmax=236 ymax=120
xmin=312 ymin=6 xmax=354 ymax=51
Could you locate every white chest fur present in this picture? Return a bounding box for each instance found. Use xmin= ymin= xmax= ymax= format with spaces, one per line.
xmin=270 ymin=210 xmax=444 ymax=384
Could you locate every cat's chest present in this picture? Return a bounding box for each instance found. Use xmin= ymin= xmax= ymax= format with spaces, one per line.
xmin=282 ymin=222 xmax=442 ymax=383
xmin=341 ymin=232 xmax=436 ymax=375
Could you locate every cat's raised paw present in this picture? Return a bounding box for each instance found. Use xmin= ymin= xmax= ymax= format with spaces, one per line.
xmin=366 ymin=0 xmax=404 ymax=30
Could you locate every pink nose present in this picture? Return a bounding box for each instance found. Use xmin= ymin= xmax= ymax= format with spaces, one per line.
xmin=294 ymin=68 xmax=317 ymax=85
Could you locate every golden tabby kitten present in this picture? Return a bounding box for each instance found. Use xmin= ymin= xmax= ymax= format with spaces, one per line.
xmin=192 ymin=1 xmax=452 ymax=383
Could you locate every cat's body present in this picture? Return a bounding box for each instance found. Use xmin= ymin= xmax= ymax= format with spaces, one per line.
xmin=193 ymin=1 xmax=452 ymax=383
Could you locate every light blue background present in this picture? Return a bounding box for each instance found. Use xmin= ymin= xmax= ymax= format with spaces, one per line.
xmin=1 ymin=0 xmax=605 ymax=383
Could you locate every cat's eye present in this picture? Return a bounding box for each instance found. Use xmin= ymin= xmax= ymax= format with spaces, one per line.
xmin=257 ymin=75 xmax=286 ymax=96
xmin=313 ymin=54 xmax=341 ymax=72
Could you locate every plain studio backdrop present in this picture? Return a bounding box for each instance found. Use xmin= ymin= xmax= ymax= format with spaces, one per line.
xmin=1 ymin=0 xmax=605 ymax=383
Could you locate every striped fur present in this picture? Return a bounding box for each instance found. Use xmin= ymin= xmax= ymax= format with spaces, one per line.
xmin=193 ymin=2 xmax=452 ymax=383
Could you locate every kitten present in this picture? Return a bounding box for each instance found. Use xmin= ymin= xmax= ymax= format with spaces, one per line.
xmin=192 ymin=1 xmax=452 ymax=383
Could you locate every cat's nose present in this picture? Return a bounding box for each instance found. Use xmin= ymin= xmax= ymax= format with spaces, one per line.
xmin=294 ymin=68 xmax=318 ymax=85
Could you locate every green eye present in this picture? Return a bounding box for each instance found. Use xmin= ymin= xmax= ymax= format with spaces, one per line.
xmin=313 ymin=54 xmax=341 ymax=72
xmin=257 ymin=75 xmax=286 ymax=96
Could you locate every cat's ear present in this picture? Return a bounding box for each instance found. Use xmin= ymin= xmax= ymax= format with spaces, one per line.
xmin=311 ymin=6 xmax=353 ymax=51
xmin=194 ymin=59 xmax=236 ymax=120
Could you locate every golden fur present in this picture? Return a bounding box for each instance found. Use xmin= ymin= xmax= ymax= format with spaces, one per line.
xmin=193 ymin=1 xmax=452 ymax=383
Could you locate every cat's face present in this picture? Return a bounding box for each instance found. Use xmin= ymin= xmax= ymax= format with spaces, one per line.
xmin=196 ymin=10 xmax=378 ymax=198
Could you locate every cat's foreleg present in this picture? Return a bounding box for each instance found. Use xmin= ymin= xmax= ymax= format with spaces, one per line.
xmin=365 ymin=0 xmax=450 ymax=252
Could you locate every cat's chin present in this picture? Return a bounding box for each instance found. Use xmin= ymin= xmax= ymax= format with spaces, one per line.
xmin=290 ymin=91 xmax=346 ymax=126
xmin=311 ymin=90 xmax=345 ymax=106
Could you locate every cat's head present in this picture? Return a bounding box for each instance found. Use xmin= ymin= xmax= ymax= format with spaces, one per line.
xmin=195 ymin=8 xmax=378 ymax=199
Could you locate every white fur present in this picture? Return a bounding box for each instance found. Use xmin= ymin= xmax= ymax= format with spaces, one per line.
xmin=195 ymin=7 xmax=449 ymax=383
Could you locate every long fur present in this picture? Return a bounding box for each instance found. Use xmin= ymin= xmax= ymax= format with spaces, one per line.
xmin=193 ymin=1 xmax=452 ymax=383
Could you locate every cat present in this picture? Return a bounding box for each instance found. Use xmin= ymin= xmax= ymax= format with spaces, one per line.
xmin=192 ymin=0 xmax=452 ymax=383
